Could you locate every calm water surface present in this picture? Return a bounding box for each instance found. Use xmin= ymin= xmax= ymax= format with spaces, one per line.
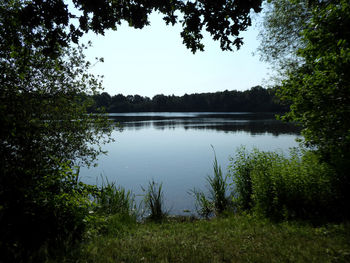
xmin=81 ymin=112 xmax=301 ymax=215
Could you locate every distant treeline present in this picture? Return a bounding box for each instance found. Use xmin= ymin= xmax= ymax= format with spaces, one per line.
xmin=89 ymin=86 xmax=289 ymax=113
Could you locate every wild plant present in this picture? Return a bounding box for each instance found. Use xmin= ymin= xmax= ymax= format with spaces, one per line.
xmin=141 ymin=180 xmax=166 ymax=221
xmin=227 ymin=146 xmax=257 ymax=211
xmin=94 ymin=176 xmax=135 ymax=216
xmin=191 ymin=189 xmax=213 ymax=219
xmin=228 ymin=147 xmax=336 ymax=220
xmin=191 ymin=147 xmax=230 ymax=218
xmin=208 ymin=153 xmax=228 ymax=215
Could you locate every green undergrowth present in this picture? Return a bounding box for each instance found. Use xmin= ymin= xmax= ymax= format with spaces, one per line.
xmin=228 ymin=147 xmax=341 ymax=221
xmin=56 ymin=214 xmax=350 ymax=263
xmin=33 ymin=147 xmax=350 ymax=262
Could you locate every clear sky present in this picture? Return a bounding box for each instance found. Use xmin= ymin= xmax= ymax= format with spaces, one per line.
xmin=81 ymin=11 xmax=270 ymax=98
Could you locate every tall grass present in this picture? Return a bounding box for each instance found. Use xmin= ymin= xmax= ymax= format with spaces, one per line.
xmin=94 ymin=177 xmax=135 ymax=216
xmin=208 ymin=153 xmax=228 ymax=214
xmin=192 ymin=148 xmax=230 ymax=218
xmin=87 ymin=177 xmax=137 ymax=237
xmin=228 ymin=147 xmax=337 ymax=221
xmin=141 ymin=180 xmax=166 ymax=221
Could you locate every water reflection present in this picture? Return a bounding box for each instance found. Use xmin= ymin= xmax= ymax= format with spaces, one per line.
xmin=109 ymin=112 xmax=301 ymax=136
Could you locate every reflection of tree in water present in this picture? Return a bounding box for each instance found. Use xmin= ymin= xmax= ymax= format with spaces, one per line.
xmin=181 ymin=121 xmax=300 ymax=136
xmin=110 ymin=114 xmax=301 ymax=136
xmin=120 ymin=121 xmax=152 ymax=131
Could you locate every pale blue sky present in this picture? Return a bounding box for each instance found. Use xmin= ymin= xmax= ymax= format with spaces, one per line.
xmin=81 ymin=12 xmax=270 ymax=98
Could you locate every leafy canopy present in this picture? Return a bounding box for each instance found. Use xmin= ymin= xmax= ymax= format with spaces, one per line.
xmin=279 ymin=0 xmax=350 ymax=170
xmin=257 ymin=0 xmax=312 ymax=78
xmin=256 ymin=0 xmax=350 ymax=218
xmin=14 ymin=0 xmax=263 ymax=54
xmin=258 ymin=0 xmax=350 ymax=171
xmin=0 ymin=1 xmax=113 ymax=260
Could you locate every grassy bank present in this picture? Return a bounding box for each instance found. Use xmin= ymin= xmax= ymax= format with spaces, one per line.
xmin=52 ymin=147 xmax=350 ymax=262
xmin=59 ymin=214 xmax=350 ymax=263
xmin=11 ymin=147 xmax=350 ymax=262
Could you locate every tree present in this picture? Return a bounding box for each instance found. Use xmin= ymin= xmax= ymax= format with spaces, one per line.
xmin=0 ymin=2 xmax=113 ymax=260
xmin=13 ymin=0 xmax=263 ymax=55
xmin=257 ymin=0 xmax=312 ymax=82
xmin=258 ymin=0 xmax=350 ymax=217
xmin=279 ymin=0 xmax=350 ymax=167
xmin=258 ymin=0 xmax=350 ymax=165
xmin=93 ymin=91 xmax=112 ymax=111
xmin=257 ymin=0 xmax=350 ymax=218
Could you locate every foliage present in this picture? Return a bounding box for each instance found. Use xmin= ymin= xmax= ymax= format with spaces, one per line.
xmin=0 ymin=1 xmax=113 ymax=261
xmin=257 ymin=0 xmax=312 ymax=79
xmin=259 ymin=0 xmax=350 ymax=216
xmin=279 ymin=0 xmax=350 ymax=172
xmin=97 ymin=213 xmax=137 ymax=238
xmin=89 ymin=86 xmax=287 ymax=113
xmin=276 ymin=0 xmax=350 ymax=217
xmin=229 ymin=147 xmax=337 ymax=221
xmin=9 ymin=0 xmax=263 ymax=55
xmin=207 ymin=152 xmax=229 ymax=215
xmin=228 ymin=147 xmax=257 ymax=211
xmin=0 ymin=162 xmax=99 ymax=262
xmin=142 ymin=180 xmax=167 ymax=221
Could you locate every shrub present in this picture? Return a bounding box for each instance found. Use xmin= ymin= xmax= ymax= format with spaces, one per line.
xmin=228 ymin=147 xmax=262 ymax=211
xmin=0 ymin=162 xmax=97 ymax=262
xmin=229 ymin=147 xmax=336 ymax=220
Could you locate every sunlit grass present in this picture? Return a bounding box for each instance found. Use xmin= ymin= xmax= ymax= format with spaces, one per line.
xmin=70 ymin=214 xmax=350 ymax=263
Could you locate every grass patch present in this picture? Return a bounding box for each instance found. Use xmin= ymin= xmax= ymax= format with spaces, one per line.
xmin=64 ymin=214 xmax=350 ymax=263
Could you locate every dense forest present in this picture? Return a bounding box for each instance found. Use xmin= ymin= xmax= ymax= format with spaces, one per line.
xmin=90 ymin=86 xmax=287 ymax=113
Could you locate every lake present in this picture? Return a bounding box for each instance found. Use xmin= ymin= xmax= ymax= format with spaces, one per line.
xmin=80 ymin=112 xmax=301 ymax=215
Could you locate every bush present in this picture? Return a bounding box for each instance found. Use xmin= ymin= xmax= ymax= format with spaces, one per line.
xmin=228 ymin=147 xmax=258 ymax=211
xmin=229 ymin=147 xmax=337 ymax=221
xmin=0 ymin=162 xmax=97 ymax=262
